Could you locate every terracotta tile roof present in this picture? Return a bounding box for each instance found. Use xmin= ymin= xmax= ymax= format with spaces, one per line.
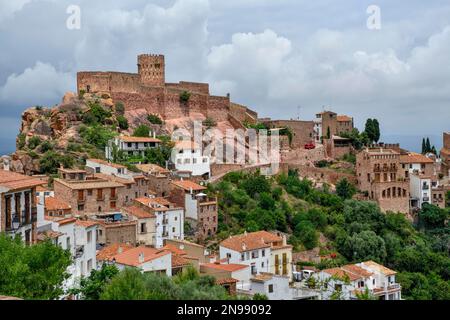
xmin=322 ymin=267 xmax=363 ymax=282
xmin=97 ymin=243 xmax=134 ymax=261
xmin=112 ymin=246 xmax=170 ymax=267
xmin=337 ymin=115 xmax=353 ymax=122
xmin=216 ymin=278 xmax=239 ymax=285
xmin=87 ymin=159 xmax=126 ymax=169
xmin=36 ymin=185 xmax=50 ymax=192
xmin=361 ymin=261 xmax=397 ymax=276
xmin=342 ymin=264 xmax=373 ymax=278
xmin=202 ymin=262 xmax=248 ymax=272
xmin=94 ymin=173 xmax=135 ymax=185
xmin=136 ymin=164 xmax=170 ymax=175
xmin=54 ymin=178 xmax=125 ymax=190
xmin=251 ymin=273 xmax=275 ymax=282
xmin=399 ymin=153 xmax=434 ymax=164
xmin=162 ymin=244 xmax=187 ymax=256
xmin=119 ymin=136 xmax=162 ymax=143
xmin=75 ymin=220 xmax=99 ymax=228
xmin=122 ymin=205 xmax=155 ymax=219
xmin=45 ymin=196 xmax=71 ymax=211
xmin=220 ymin=231 xmax=282 ymax=253
xmin=172 ymin=180 xmax=206 ymax=192
xmin=0 ymin=170 xmax=45 ymax=191
xmin=37 ymin=230 xmax=64 ymax=241
xmin=45 ymin=216 xmax=77 ymax=226
xmin=171 ymin=254 xmax=191 ymax=268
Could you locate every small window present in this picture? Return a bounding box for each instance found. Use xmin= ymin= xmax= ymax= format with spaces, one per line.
xmin=268 ymin=284 xmax=274 ymax=293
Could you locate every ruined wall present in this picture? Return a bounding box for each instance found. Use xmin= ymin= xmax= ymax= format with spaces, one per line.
xmin=77 ymin=72 xmax=111 ymax=94
xmin=264 ymin=120 xmax=315 ymax=149
xmin=281 ymin=146 xmax=327 ymax=165
xmin=109 ymin=73 xmax=140 ymax=93
xmin=280 ymin=163 xmax=357 ymax=186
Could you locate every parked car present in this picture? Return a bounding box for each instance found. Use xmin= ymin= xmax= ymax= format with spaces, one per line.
xmin=304 ymin=143 xmax=316 ymax=150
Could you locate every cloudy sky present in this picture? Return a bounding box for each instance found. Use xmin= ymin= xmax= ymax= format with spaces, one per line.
xmin=0 ymin=0 xmax=449 ymax=154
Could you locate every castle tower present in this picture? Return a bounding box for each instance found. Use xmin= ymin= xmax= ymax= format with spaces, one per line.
xmin=137 ymin=54 xmax=165 ymax=87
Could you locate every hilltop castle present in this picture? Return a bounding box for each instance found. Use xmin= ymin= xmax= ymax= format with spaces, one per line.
xmin=77 ymin=54 xmax=258 ymax=125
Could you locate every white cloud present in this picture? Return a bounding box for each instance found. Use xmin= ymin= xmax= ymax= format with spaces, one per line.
xmin=0 ymin=62 xmax=74 ymax=109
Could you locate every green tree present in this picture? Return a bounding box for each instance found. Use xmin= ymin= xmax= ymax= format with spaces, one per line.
xmin=133 ymin=125 xmax=150 ymax=137
xmin=180 ymin=91 xmax=191 ymax=103
xmin=425 ymin=138 xmax=431 ymax=153
xmin=240 ymin=174 xmax=271 ymax=197
xmin=372 ymin=119 xmax=380 ymax=143
xmin=115 ymin=102 xmax=125 ymax=116
xmin=71 ymin=264 xmax=119 ymax=300
xmin=295 ymin=220 xmax=319 ymax=250
xmin=28 ymin=136 xmax=42 ymax=150
xmin=419 ymin=203 xmax=448 ymax=229
xmin=422 ymin=138 xmax=426 ymax=154
xmin=79 ymin=125 xmax=117 ymax=149
xmin=342 ymin=230 xmax=387 ymax=262
xmin=0 ymin=233 xmax=72 ymax=299
xmin=253 ymin=293 xmax=268 ymax=300
xmin=336 ymin=178 xmax=356 ymax=200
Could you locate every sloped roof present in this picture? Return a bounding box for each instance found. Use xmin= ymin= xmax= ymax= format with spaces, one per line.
xmin=220 ymin=231 xmax=282 ymax=253
xmin=112 ymin=246 xmax=170 ymax=267
xmin=0 ymin=170 xmax=45 ymax=191
xmin=202 ymin=262 xmax=248 ymax=272
xmin=119 ymin=136 xmax=161 ymax=143
xmin=97 ymin=243 xmax=134 ymax=261
xmin=399 ymin=153 xmax=434 ymax=164
xmin=45 ymin=196 xmax=71 ymax=211
xmin=171 ymin=180 xmax=206 ymax=192
xmin=361 ymin=261 xmax=397 ymax=276
xmin=123 ymin=205 xmax=155 ymax=219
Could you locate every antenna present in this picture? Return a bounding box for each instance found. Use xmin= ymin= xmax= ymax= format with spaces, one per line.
xmin=297 ymin=105 xmax=301 ymax=120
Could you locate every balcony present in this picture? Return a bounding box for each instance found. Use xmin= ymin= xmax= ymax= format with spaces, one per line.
xmin=75 ymin=245 xmax=84 ymax=259
xmin=422 ymin=185 xmax=429 ymax=190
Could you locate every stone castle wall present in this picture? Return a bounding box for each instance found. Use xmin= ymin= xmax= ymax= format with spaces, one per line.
xmin=76 ymin=54 xmax=246 ymax=125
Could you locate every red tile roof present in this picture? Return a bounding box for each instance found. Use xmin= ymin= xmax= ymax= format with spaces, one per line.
xmin=75 ymin=220 xmax=99 ymax=228
xmin=97 ymin=243 xmax=134 ymax=261
xmin=45 ymin=196 xmax=71 ymax=211
xmin=87 ymin=159 xmax=126 ymax=169
xmin=112 ymin=246 xmax=170 ymax=267
xmin=0 ymin=170 xmax=45 ymax=191
xmin=122 ymin=205 xmax=155 ymax=219
xmin=202 ymin=262 xmax=248 ymax=272
xmin=162 ymin=244 xmax=187 ymax=256
xmin=220 ymin=231 xmax=282 ymax=253
xmin=172 ymin=180 xmax=206 ymax=192
xmin=399 ymin=153 xmax=434 ymax=164
xmin=119 ymin=136 xmax=161 ymax=143
xmin=337 ymin=115 xmax=353 ymax=122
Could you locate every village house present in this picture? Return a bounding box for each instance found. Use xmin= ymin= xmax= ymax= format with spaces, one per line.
xmin=169 ymin=180 xmax=218 ymax=240
xmin=134 ymin=196 xmax=184 ymax=248
xmin=314 ymin=111 xmax=354 ymax=144
xmin=0 ymin=170 xmax=43 ymax=244
xmin=164 ymin=238 xmax=211 ymax=264
xmin=105 ymin=135 xmax=162 ymax=160
xmin=89 ymin=212 xmax=137 ymax=247
xmin=200 ymin=262 xmax=250 ymax=291
xmin=122 ymin=205 xmax=156 ymax=246
xmin=219 ymin=231 xmax=293 ymax=280
xmin=74 ymin=220 xmax=99 ymax=277
xmin=107 ymin=245 xmax=173 ymax=276
xmin=171 ymin=141 xmax=211 ymax=178
xmin=315 ymin=261 xmax=401 ymax=300
xmin=440 ymin=132 xmax=450 ymax=177
xmin=356 ymin=147 xmax=410 ymax=214
xmin=136 ymin=163 xmax=172 ymax=197
xmin=85 ymin=159 xmax=153 ymax=205
xmin=162 ymin=243 xmax=198 ymax=275
xmin=53 ymin=168 xmax=126 ymax=216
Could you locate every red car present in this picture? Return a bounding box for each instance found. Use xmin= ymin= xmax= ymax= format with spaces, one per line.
xmin=304 ymin=143 xmax=316 ymax=150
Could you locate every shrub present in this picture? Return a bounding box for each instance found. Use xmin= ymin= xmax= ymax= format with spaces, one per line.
xmin=115 ymin=102 xmax=125 ymax=116
xmin=180 ymin=91 xmax=191 ymax=103
xmin=39 ymin=140 xmax=54 ymax=153
xmin=133 ymin=125 xmax=150 ymax=137
xmin=79 ymin=89 xmax=86 ymax=99
xmin=28 ymin=136 xmax=42 ymax=150
xmin=203 ymin=117 xmax=217 ymax=128
xmin=117 ymin=115 xmax=129 ymax=130
xmin=17 ymin=133 xmax=26 ymax=150
xmin=147 ymin=114 xmax=163 ymax=125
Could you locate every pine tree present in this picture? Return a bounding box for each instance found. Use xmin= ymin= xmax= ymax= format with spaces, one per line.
xmin=364 ymin=119 xmax=375 ymax=143
xmin=422 ymin=138 xmax=426 ymax=154
xmin=372 ymin=119 xmax=380 ymax=143
xmin=425 ymin=138 xmax=431 ymax=153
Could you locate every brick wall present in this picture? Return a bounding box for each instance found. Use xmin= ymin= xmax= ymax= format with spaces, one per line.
xmin=263 ymin=120 xmax=315 ymax=149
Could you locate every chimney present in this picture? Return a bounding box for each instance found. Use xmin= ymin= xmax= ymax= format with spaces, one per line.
xmin=138 ymin=252 xmax=144 ymax=264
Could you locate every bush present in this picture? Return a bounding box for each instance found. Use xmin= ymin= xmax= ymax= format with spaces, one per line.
xmin=336 ymin=178 xmax=356 ymax=200
xmin=28 ymin=136 xmax=42 ymax=150
xmin=133 ymin=125 xmax=150 ymax=137
xmin=79 ymin=89 xmax=86 ymax=99
xmin=147 ymin=114 xmax=163 ymax=125
xmin=79 ymin=124 xmax=116 ymax=149
xmin=17 ymin=133 xmax=26 ymax=150
xmin=117 ymin=115 xmax=129 ymax=130
xmin=115 ymin=102 xmax=125 ymax=116
xmin=203 ymin=117 xmax=217 ymax=128
xmin=39 ymin=140 xmax=54 ymax=153
xmin=180 ymin=91 xmax=191 ymax=103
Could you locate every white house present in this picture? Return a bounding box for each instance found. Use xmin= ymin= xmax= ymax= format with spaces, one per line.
xmin=74 ymin=220 xmax=99 ymax=278
xmin=219 ymin=231 xmax=293 ymax=280
xmin=315 ymin=261 xmax=401 ymax=300
xmin=200 ymin=262 xmax=250 ymax=288
xmin=250 ymin=273 xmax=292 ymax=300
xmin=172 ymin=141 xmax=210 ymax=178
xmin=85 ymin=158 xmax=132 ymax=178
xmin=134 ymin=197 xmax=184 ymax=248
xmin=109 ymin=246 xmax=172 ymax=276
xmin=410 ymin=174 xmax=432 ymax=209
xmin=106 ymin=135 xmax=161 ymax=160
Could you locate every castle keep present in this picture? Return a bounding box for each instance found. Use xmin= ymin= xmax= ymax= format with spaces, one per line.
xmin=77 ymin=54 xmax=257 ymax=124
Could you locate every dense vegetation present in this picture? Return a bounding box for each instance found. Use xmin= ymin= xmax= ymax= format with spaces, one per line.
xmin=0 ymin=234 xmax=72 ymax=299
xmin=73 ymin=265 xmax=234 ymax=300
xmin=210 ymin=170 xmax=450 ymax=300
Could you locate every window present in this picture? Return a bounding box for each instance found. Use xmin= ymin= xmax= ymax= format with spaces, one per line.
xmin=66 ymin=237 xmax=71 ymax=251
xmin=127 ymin=143 xmax=132 ymax=148
xmin=172 ymin=227 xmax=175 ymax=233
xmin=141 ymin=223 xmax=146 ymax=233
xmin=268 ymin=284 xmax=274 ymax=293
xmin=261 ymin=262 xmax=265 ymax=268
xmin=241 ymin=253 xmax=245 ymax=261
xmin=87 ymin=259 xmax=92 ymax=273
xmin=78 ymin=204 xmax=84 ymax=211
xmin=203 ymin=158 xmax=208 ymax=163
xmin=262 ymin=249 xmax=265 ymax=257
xmin=177 ymin=159 xmax=182 ymax=164
xmin=175 ymin=216 xmax=178 ymax=221
xmin=226 ymin=253 xmax=231 ymax=259
xmin=87 ymin=190 xmax=93 ymax=196
xmin=184 ymin=159 xmax=190 ymax=164
xmin=110 ymin=201 xmax=116 ymax=209
xmin=87 ymin=230 xmax=92 ymax=243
